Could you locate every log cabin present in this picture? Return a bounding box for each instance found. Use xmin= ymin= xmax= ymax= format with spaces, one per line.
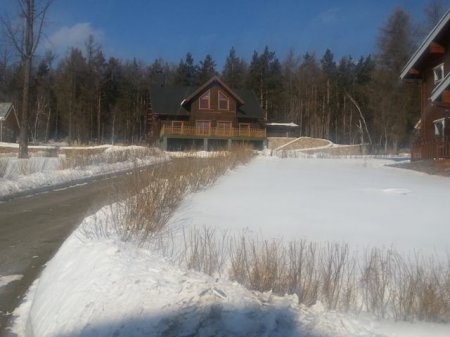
xmin=401 ymin=9 xmax=450 ymax=160
xmin=148 ymin=76 xmax=266 ymax=151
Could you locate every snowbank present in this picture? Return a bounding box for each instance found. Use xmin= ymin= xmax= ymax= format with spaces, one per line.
xmin=10 ymin=156 xmax=450 ymax=336
xmin=0 ymin=146 xmax=166 ymax=200
xmin=12 ymin=207 xmax=450 ymax=337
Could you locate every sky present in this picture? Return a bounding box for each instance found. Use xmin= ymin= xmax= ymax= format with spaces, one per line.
xmin=3 ymin=0 xmax=450 ymax=69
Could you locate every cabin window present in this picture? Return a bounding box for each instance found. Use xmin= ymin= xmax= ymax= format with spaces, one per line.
xmin=217 ymin=121 xmax=232 ymax=136
xmin=196 ymin=120 xmax=211 ymax=136
xmin=433 ymin=63 xmax=445 ymax=84
xmin=434 ymin=118 xmax=446 ymax=137
xmin=199 ymin=90 xmax=210 ymax=110
xmin=218 ymin=90 xmax=229 ymax=110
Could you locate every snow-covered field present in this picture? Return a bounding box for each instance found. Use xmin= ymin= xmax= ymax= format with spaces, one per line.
xmin=169 ymin=156 xmax=450 ymax=257
xmin=9 ymin=156 xmax=450 ymax=336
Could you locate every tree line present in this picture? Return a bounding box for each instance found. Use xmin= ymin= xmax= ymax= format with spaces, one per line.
xmin=0 ymin=1 xmax=446 ymax=152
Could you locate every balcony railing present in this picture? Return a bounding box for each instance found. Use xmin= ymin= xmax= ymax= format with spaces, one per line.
xmin=411 ymin=136 xmax=450 ymax=160
xmin=160 ymin=123 xmax=266 ymax=139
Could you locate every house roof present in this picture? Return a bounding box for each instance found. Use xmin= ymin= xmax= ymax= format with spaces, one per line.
xmin=401 ymin=9 xmax=450 ymax=79
xmin=234 ymin=89 xmax=263 ymax=119
xmin=150 ymin=80 xmax=264 ymax=120
xmin=150 ymin=86 xmax=194 ymax=117
xmin=0 ymin=102 xmax=13 ymax=121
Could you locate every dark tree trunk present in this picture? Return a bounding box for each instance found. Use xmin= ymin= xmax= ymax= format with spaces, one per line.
xmin=18 ymin=0 xmax=34 ymax=158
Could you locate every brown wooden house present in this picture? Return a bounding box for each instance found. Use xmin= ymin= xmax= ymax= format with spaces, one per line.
xmin=401 ymin=9 xmax=450 ymax=160
xmin=148 ymin=76 xmax=266 ymax=151
xmin=0 ymin=102 xmax=18 ymax=143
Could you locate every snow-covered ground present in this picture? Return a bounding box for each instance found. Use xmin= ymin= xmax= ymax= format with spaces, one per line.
xmin=9 ymin=156 xmax=450 ymax=336
xmin=169 ymin=156 xmax=450 ymax=257
xmin=0 ymin=145 xmax=166 ymax=199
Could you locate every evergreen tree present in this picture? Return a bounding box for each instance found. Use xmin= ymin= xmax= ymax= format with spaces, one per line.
xmin=196 ymin=54 xmax=217 ymax=85
xmin=370 ymin=7 xmax=419 ymax=152
xmin=174 ymin=52 xmax=197 ymax=86
xmin=221 ymin=47 xmax=247 ymax=88
xmin=247 ymin=46 xmax=283 ymax=119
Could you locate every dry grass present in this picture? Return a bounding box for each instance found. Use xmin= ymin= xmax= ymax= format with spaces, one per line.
xmin=87 ymin=143 xmax=450 ymax=323
xmin=108 ymin=145 xmax=254 ymax=244
xmin=168 ymin=228 xmax=450 ymax=323
xmin=59 ymin=147 xmax=161 ymax=169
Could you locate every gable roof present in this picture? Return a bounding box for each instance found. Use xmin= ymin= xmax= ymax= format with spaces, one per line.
xmin=401 ymin=9 xmax=450 ymax=79
xmin=0 ymin=102 xmax=13 ymax=121
xmin=184 ymin=76 xmax=245 ymax=105
xmin=150 ymin=78 xmax=264 ymax=120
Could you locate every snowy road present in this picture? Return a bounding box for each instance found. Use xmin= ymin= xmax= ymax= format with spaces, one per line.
xmin=0 ymin=172 xmax=136 ymax=335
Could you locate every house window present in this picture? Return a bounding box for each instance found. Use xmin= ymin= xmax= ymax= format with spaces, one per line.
xmin=196 ymin=120 xmax=211 ymax=136
xmin=433 ymin=63 xmax=444 ymax=84
xmin=199 ymin=90 xmax=210 ymax=110
xmin=217 ymin=121 xmax=232 ymax=136
xmin=218 ymin=90 xmax=229 ymax=110
xmin=434 ymin=118 xmax=446 ymax=137
xmin=239 ymin=123 xmax=250 ymax=136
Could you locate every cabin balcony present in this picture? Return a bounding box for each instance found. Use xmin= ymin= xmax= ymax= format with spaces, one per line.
xmin=411 ymin=136 xmax=450 ymax=160
xmin=160 ymin=121 xmax=266 ymax=140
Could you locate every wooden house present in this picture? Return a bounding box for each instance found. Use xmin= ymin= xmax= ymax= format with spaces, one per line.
xmin=0 ymin=102 xmax=18 ymax=143
xmin=401 ymin=9 xmax=450 ymax=160
xmin=148 ymin=76 xmax=266 ymax=151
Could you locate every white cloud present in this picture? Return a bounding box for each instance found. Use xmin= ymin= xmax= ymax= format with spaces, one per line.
xmin=45 ymin=23 xmax=103 ymax=56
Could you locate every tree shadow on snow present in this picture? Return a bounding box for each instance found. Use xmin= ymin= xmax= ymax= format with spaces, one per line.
xmin=52 ymin=304 xmax=324 ymax=337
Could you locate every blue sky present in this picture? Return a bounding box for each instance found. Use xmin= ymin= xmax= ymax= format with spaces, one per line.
xmin=4 ymin=0 xmax=450 ymax=68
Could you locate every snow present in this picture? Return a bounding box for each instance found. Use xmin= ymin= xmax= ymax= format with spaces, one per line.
xmin=0 ymin=274 xmax=23 ymax=288
xmin=266 ymin=122 xmax=299 ymax=127
xmin=169 ymin=156 xmax=450 ymax=257
xmin=0 ymin=142 xmax=110 ymax=150
xmin=9 ymin=156 xmax=450 ymax=336
xmin=0 ymin=146 xmax=166 ymax=199
xmin=168 ymin=150 xmax=229 ymax=158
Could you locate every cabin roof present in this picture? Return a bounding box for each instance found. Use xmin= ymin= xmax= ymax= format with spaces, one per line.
xmin=0 ymin=102 xmax=13 ymax=121
xmin=150 ymin=86 xmax=193 ymax=117
xmin=234 ymin=89 xmax=264 ymax=119
xmin=401 ymin=9 xmax=450 ymax=79
xmin=150 ymin=80 xmax=264 ymax=120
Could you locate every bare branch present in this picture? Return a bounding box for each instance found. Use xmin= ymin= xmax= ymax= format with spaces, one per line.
xmin=0 ymin=14 xmax=25 ymax=57
xmin=346 ymin=92 xmax=373 ymax=145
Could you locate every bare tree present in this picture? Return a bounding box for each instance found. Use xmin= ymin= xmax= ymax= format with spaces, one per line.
xmin=1 ymin=0 xmax=53 ymax=158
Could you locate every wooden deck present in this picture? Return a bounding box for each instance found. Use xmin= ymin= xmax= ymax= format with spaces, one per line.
xmin=411 ymin=137 xmax=450 ymax=160
xmin=160 ymin=123 xmax=266 ymax=140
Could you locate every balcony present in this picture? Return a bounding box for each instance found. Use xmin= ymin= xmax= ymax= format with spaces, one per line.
xmin=160 ymin=121 xmax=266 ymax=140
xmin=411 ymin=136 xmax=450 ymax=160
